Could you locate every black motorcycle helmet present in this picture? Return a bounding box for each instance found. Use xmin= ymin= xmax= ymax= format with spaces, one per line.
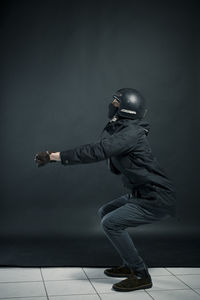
xmin=112 ymin=88 xmax=148 ymax=120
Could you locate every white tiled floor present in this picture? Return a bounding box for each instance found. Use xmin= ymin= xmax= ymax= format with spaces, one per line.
xmin=0 ymin=267 xmax=200 ymax=299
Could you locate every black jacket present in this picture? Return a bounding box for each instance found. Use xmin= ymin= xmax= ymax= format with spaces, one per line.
xmin=60 ymin=117 xmax=177 ymax=217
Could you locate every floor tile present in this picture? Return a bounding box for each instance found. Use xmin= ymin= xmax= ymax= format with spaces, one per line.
xmin=89 ymin=278 xmax=144 ymax=294
xmin=166 ymin=268 xmax=200 ymax=275
xmin=176 ymin=275 xmax=200 ymax=289
xmin=45 ymin=279 xmax=97 ymax=296
xmin=0 ymin=281 xmax=46 ymax=298
xmin=148 ymin=268 xmax=172 ymax=276
xmin=148 ymin=289 xmax=200 ymax=300
xmin=149 ymin=275 xmax=190 ymax=291
xmin=99 ymin=291 xmax=153 ymax=299
xmin=49 ymin=295 xmax=100 ymax=300
xmin=0 ymin=267 xmax=42 ymax=282
xmin=41 ymin=267 xmax=87 ymax=280
xmin=1 ymin=267 xmax=199 ymax=299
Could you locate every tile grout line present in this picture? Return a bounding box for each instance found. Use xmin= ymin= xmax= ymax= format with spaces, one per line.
xmin=82 ymin=268 xmax=102 ymax=300
xmin=40 ymin=268 xmax=49 ymax=300
xmin=144 ymin=289 xmax=155 ymax=300
xmin=144 ymin=281 xmax=155 ymax=300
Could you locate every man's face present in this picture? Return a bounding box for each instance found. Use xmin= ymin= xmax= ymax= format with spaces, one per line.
xmin=108 ymin=98 xmax=120 ymax=119
xmin=112 ymin=99 xmax=120 ymax=107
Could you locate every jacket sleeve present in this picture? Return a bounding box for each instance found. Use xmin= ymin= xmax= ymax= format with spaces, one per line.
xmin=60 ymin=126 xmax=138 ymax=166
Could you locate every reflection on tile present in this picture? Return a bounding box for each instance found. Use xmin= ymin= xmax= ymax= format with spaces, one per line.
xmin=0 ymin=282 xmax=46 ymax=298
xmin=89 ymin=278 xmax=144 ymax=294
xmin=41 ymin=268 xmax=87 ymax=280
xmin=148 ymin=289 xmax=200 ymax=300
xmin=49 ymin=295 xmax=100 ymax=300
xmin=166 ymin=268 xmax=200 ymax=275
xmin=45 ymin=279 xmax=96 ymax=296
xmin=176 ymin=275 xmax=200 ymax=289
xmin=0 ymin=268 xmax=42 ymax=282
xmin=149 ymin=275 xmax=190 ymax=291
xmin=83 ymin=267 xmax=118 ymax=279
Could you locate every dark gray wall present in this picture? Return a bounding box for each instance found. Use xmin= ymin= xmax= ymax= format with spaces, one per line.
xmin=1 ymin=0 xmax=199 ymax=238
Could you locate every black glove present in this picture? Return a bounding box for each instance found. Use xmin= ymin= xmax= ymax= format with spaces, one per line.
xmin=34 ymin=150 xmax=56 ymax=168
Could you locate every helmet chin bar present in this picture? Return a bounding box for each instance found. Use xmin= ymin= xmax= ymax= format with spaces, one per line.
xmin=118 ymin=107 xmax=148 ymax=119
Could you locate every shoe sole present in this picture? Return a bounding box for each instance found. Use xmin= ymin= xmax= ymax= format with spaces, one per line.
xmin=104 ymin=270 xmax=133 ymax=278
xmin=112 ymin=282 xmax=152 ymax=292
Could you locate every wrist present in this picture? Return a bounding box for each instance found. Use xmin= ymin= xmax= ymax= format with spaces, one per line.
xmin=50 ymin=152 xmax=61 ymax=161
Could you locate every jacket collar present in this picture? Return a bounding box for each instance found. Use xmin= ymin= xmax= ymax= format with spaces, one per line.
xmin=112 ymin=117 xmax=151 ymax=135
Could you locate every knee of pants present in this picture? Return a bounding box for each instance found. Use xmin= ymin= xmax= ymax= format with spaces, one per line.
xmin=100 ymin=215 xmax=117 ymax=231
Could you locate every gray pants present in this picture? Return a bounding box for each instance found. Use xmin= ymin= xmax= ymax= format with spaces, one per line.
xmin=97 ymin=192 xmax=170 ymax=271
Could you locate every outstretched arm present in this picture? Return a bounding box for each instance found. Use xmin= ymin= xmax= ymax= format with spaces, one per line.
xmin=56 ymin=125 xmax=139 ymax=166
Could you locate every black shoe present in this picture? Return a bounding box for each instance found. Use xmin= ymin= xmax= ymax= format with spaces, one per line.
xmin=112 ymin=273 xmax=152 ymax=292
xmin=104 ymin=265 xmax=135 ymax=277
